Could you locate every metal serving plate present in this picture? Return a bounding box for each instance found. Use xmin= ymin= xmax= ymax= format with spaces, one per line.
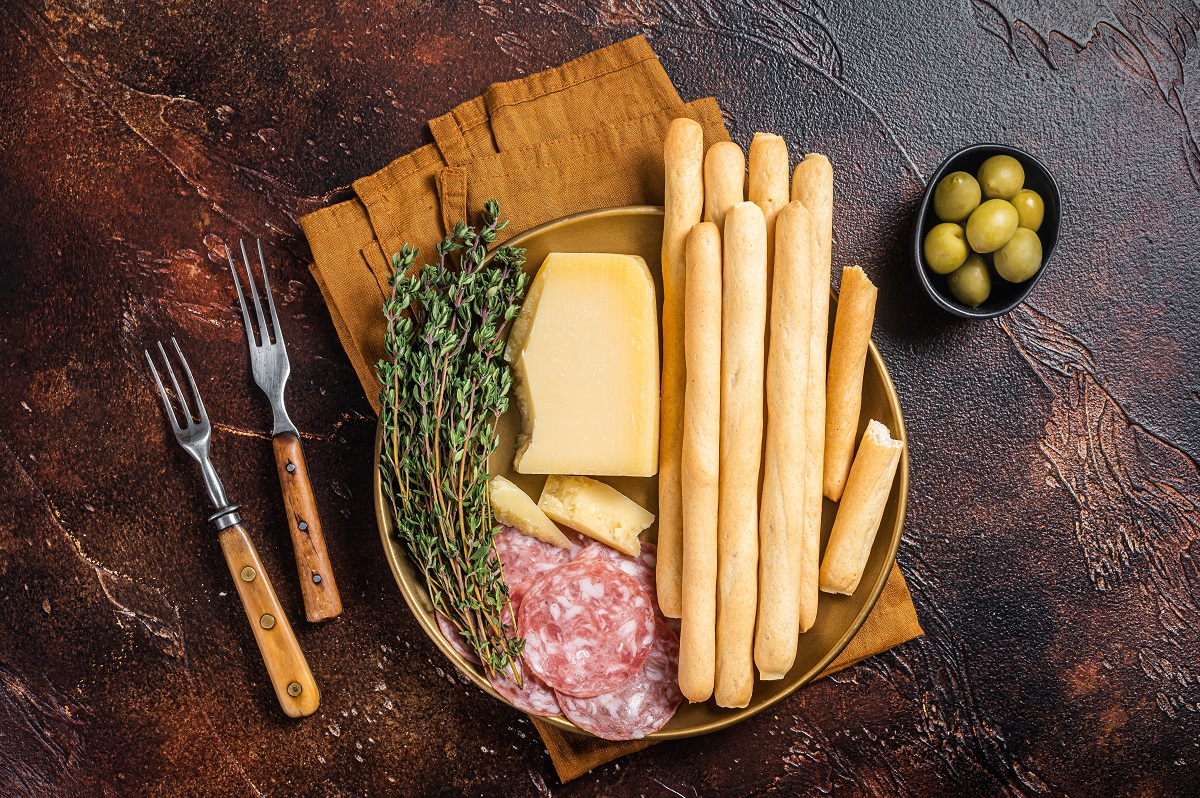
xmin=375 ymin=205 xmax=909 ymax=739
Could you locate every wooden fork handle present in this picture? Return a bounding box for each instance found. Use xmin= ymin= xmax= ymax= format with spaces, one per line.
xmin=272 ymin=432 xmax=342 ymax=622
xmin=218 ymin=522 xmax=320 ymax=718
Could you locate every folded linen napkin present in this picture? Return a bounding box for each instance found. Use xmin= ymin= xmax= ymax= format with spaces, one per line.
xmin=300 ymin=35 xmax=923 ymax=783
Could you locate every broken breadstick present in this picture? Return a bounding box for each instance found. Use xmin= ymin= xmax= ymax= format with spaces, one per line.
xmin=823 ymin=265 xmax=879 ymax=501
xmin=819 ymin=419 xmax=903 ymax=596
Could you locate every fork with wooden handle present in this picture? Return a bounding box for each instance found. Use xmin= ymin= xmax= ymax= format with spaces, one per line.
xmin=229 ymin=241 xmax=342 ymax=622
xmin=145 ymin=338 xmax=319 ymax=718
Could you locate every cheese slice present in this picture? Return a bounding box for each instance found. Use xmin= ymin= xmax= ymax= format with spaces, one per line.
xmin=489 ymin=475 xmax=570 ymax=548
xmin=537 ymin=475 xmax=654 ymax=556
xmin=505 ymin=252 xmax=659 ymax=476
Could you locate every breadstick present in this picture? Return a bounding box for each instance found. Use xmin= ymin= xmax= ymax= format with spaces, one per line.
xmin=679 ymin=222 xmax=722 ymax=703
xmin=754 ymin=202 xmax=813 ymax=681
xmin=823 ymin=266 xmax=878 ymax=501
xmin=790 ymin=153 xmax=833 ymax=632
xmin=819 ymin=420 xmax=903 ymax=595
xmin=657 ymin=117 xmax=704 ymax=619
xmin=704 ymin=141 xmax=745 ymax=231
xmin=748 ymin=133 xmax=790 ymax=285
xmin=715 ymin=202 xmax=767 ymax=708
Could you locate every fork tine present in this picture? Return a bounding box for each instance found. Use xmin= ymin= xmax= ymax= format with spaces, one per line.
xmin=145 ymin=346 xmax=183 ymax=432
xmin=227 ymin=247 xmax=258 ymax=348
xmin=240 ymin=239 xmax=272 ymax=345
xmin=256 ymin=239 xmax=285 ymax=348
xmin=157 ymin=340 xmax=194 ymax=425
xmin=171 ymin=337 xmax=208 ymax=425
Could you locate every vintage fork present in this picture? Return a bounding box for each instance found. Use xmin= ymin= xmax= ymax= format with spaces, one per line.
xmin=228 ymin=241 xmax=342 ymax=622
xmin=145 ymin=338 xmax=319 ymax=718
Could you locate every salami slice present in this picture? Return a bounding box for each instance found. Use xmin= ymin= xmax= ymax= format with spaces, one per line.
xmin=508 ymin=581 xmax=528 ymax=618
xmin=480 ymin=602 xmax=562 ymax=716
xmin=518 ymin=559 xmax=656 ymax=697
xmin=435 ymin=612 xmax=481 ymax=665
xmin=576 ymin=541 xmax=658 ymax=608
xmin=486 ymin=655 xmax=562 ymax=717
xmin=494 ymin=524 xmax=571 ymax=589
xmin=557 ymin=619 xmax=683 ymax=740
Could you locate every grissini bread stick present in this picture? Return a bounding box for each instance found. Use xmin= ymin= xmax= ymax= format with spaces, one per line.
xmin=754 ymin=202 xmax=813 ymax=681
xmin=715 ymin=201 xmax=767 ymax=708
xmin=657 ymin=117 xmax=705 ymax=619
xmin=819 ymin=419 xmax=903 ymax=595
xmin=679 ymin=222 xmax=722 ymax=703
xmin=748 ymin=133 xmax=790 ymax=287
xmin=790 ymin=153 xmax=833 ymax=632
xmin=823 ymin=266 xmax=879 ymax=501
xmin=704 ymin=141 xmax=745 ymax=231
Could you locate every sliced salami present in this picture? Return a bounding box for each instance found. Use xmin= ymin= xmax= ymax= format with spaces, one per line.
xmin=493 ymin=524 xmax=571 ymax=589
xmin=508 ymin=581 xmax=528 ymax=618
xmin=576 ymin=540 xmax=658 ymax=608
xmin=557 ymin=619 xmax=682 ymax=740
xmin=518 ymin=559 xmax=656 ymax=697
xmin=435 ymin=612 xmax=481 ymax=665
xmin=486 ymin=655 xmax=562 ymax=717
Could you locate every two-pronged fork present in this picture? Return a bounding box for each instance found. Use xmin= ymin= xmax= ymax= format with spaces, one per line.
xmin=146 ymin=338 xmax=319 ymax=718
xmin=228 ymin=241 xmax=342 ymax=622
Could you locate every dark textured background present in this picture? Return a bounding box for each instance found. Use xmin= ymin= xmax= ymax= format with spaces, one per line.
xmin=2 ymin=1 xmax=1199 ymax=795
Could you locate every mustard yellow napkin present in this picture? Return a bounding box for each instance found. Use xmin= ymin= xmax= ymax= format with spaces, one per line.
xmin=299 ymin=36 xmax=923 ymax=783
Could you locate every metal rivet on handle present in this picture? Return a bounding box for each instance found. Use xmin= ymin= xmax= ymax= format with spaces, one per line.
xmin=240 ymin=566 xmax=256 ymax=582
xmin=260 ymin=613 xmax=276 ymax=629
xmin=298 ymin=521 xmax=308 ymax=531
xmin=286 ymin=462 xmax=296 ymax=473
xmin=287 ymin=682 xmax=302 ymax=697
xmin=312 ymin=574 xmax=322 ymax=584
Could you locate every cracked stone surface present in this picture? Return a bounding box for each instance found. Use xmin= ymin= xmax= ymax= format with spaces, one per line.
xmin=2 ymin=1 xmax=1199 ymax=795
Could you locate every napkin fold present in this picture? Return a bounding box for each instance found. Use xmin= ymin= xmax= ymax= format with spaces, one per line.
xmin=300 ymin=35 xmax=923 ymax=783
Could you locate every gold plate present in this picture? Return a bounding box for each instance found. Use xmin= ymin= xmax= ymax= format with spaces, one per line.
xmin=374 ymin=205 xmax=909 ymax=740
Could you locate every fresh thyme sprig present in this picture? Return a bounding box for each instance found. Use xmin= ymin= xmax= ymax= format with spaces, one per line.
xmin=377 ymin=200 xmax=529 ymax=679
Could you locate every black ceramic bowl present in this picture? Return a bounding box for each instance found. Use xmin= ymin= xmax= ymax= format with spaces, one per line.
xmin=912 ymin=143 xmax=1061 ymax=319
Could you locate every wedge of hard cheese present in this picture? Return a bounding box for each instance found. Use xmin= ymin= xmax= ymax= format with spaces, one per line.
xmin=489 ymin=475 xmax=571 ymax=548
xmin=537 ymin=475 xmax=654 ymax=557
xmin=504 ymin=252 xmax=659 ymax=477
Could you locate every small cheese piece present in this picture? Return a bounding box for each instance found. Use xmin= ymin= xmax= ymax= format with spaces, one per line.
xmin=537 ymin=475 xmax=654 ymax=557
xmin=505 ymin=252 xmax=659 ymax=477
xmin=489 ymin=475 xmax=571 ymax=548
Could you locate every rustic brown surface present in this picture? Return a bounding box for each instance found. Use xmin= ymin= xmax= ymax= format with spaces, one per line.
xmin=2 ymin=1 xmax=1199 ymax=795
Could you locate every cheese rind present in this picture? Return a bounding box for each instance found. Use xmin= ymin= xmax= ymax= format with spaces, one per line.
xmin=505 ymin=252 xmax=659 ymax=476
xmin=537 ymin=475 xmax=654 ymax=556
xmin=489 ymin=475 xmax=571 ymax=548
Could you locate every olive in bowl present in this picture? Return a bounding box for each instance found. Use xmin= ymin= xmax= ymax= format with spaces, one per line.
xmin=911 ymin=144 xmax=1061 ymax=319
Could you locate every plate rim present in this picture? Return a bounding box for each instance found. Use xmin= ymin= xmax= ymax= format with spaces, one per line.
xmin=373 ymin=204 xmax=909 ymax=740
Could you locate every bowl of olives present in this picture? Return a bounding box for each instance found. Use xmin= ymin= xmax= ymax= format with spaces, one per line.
xmin=912 ymin=144 xmax=1060 ymax=318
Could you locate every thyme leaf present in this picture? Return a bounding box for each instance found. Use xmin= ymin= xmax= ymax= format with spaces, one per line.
xmin=377 ymin=200 xmax=529 ymax=679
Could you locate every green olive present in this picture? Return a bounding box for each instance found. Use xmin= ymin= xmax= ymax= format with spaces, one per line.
xmin=965 ymin=199 xmax=1019 ymax=253
xmin=933 ymin=171 xmax=982 ymax=222
xmin=923 ymin=223 xmax=969 ymax=275
xmin=976 ymin=154 xmax=1025 ymax=200
xmin=993 ymin=228 xmax=1043 ymax=282
xmin=1010 ymin=188 xmax=1045 ymax=231
xmin=947 ymin=253 xmax=992 ymax=307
